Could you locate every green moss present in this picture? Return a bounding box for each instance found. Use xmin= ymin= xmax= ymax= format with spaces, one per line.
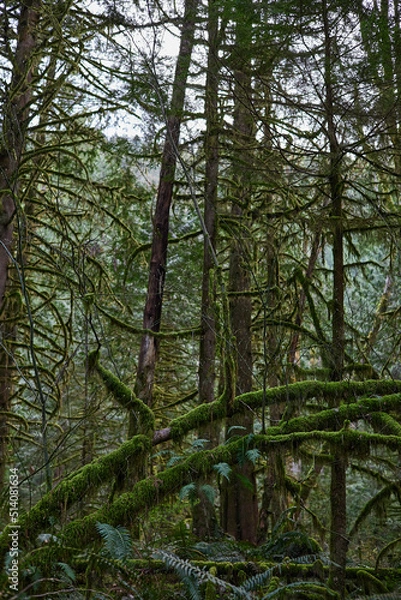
xmin=96 ymin=305 xmax=201 ymax=338
xmin=93 ymin=355 xmax=155 ymax=434
xmin=279 ymin=392 xmax=401 ymax=436
xmin=370 ymin=411 xmax=401 ymax=436
xmin=163 ymin=379 xmax=401 ymax=444
xmin=0 ymin=435 xmax=151 ymax=559
xmin=356 ymin=568 xmax=388 ymax=593
xmin=169 ymin=397 xmax=227 ymax=441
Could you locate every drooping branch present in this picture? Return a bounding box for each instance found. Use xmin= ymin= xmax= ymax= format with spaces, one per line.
xmin=89 ymin=351 xmax=155 ymax=435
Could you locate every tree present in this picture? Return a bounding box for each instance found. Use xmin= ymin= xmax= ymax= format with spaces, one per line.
xmin=2 ymin=1 xmax=401 ymax=598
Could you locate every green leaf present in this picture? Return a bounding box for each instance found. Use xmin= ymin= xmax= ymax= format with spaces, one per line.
xmin=56 ymin=562 xmax=76 ymax=583
xmin=191 ymin=438 xmax=210 ymax=451
xmin=246 ymin=448 xmax=261 ymax=464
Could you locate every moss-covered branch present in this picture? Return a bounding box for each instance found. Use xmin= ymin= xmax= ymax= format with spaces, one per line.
xmin=19 ymin=429 xmax=401 ymax=556
xmin=2 ymin=418 xmax=401 ymax=564
xmin=0 ymin=435 xmax=151 ymax=559
xmin=90 ymin=352 xmax=155 ymax=434
xmin=164 ymin=379 xmax=401 ymax=444
xmin=96 ymin=304 xmax=201 ymax=338
xmin=278 ymin=392 xmax=401 ymax=435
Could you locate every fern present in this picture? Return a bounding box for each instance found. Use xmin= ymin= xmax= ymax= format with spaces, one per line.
xmin=261 ymin=529 xmax=322 ymax=560
xmin=157 ymin=550 xmax=337 ymax=600
xmin=56 ymin=561 xmax=76 ymax=583
xmin=180 ymin=483 xmax=198 ymax=502
xmin=96 ymin=521 xmax=133 ymax=562
xmin=156 ymin=550 xmax=251 ymax=598
xmin=213 ymin=461 xmax=232 ymax=481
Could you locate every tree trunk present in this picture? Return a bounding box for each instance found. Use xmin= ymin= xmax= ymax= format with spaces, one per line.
xmin=133 ymin=0 xmax=197 ymax=416
xmin=322 ymin=2 xmax=348 ymax=596
xmin=221 ymin=4 xmax=259 ymax=536
xmin=198 ymin=0 xmax=219 ymax=411
xmin=192 ymin=0 xmax=221 ymax=538
xmin=0 ymin=0 xmax=42 ymax=486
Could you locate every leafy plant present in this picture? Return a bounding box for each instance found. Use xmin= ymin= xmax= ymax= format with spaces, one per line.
xmin=96 ymin=522 xmax=133 ymax=562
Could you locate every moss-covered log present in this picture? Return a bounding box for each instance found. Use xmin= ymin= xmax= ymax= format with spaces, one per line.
xmin=2 ymin=380 xmax=401 ymax=565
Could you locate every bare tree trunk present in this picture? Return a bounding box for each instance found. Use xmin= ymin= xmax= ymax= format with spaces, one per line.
xmin=0 ymin=0 xmax=42 ymax=485
xmin=198 ymin=0 xmax=219 ymax=411
xmin=133 ymin=0 xmax=197 ymax=417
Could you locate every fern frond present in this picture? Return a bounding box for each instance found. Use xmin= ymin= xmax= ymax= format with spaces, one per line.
xmin=156 ymin=550 xmax=251 ymax=598
xmin=96 ymin=521 xmax=133 ymax=562
xmin=199 ymin=484 xmax=216 ymax=505
xmin=179 ymin=483 xmax=197 ymax=502
xmin=242 ymin=565 xmax=277 ymax=591
xmin=213 ymin=462 xmax=232 ymax=481
xmin=181 ymin=575 xmax=202 ymax=600
xmin=56 ymin=561 xmax=76 ymax=583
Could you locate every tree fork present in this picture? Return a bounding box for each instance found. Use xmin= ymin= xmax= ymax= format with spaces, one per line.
xmin=134 ymin=0 xmax=198 ymax=410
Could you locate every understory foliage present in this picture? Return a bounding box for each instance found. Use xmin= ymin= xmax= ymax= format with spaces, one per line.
xmin=1 ymin=0 xmax=401 ymax=599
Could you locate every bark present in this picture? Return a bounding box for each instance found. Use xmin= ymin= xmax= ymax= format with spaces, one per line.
xmin=0 ymin=0 xmax=42 ymax=485
xmin=198 ymin=0 xmax=219 ymax=410
xmin=191 ymin=1 xmax=221 ymax=537
xmin=322 ymin=2 xmax=347 ymax=596
xmin=134 ymin=0 xmax=197 ymax=414
xmin=288 ymin=215 xmax=328 ymax=368
xmin=221 ymin=2 xmax=258 ymax=541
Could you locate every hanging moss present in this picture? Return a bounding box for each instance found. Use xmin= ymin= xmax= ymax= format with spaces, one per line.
xmin=349 ymin=483 xmax=399 ymax=538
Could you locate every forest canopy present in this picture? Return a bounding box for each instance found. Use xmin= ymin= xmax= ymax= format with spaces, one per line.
xmin=1 ymin=0 xmax=401 ymax=599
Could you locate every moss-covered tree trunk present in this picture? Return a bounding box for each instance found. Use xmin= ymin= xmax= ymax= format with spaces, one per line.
xmin=322 ymin=1 xmax=347 ymax=596
xmin=133 ymin=0 xmax=197 ymax=414
xmin=0 ymin=0 xmax=42 ymax=486
xmin=192 ymin=0 xmax=221 ymax=539
xmin=221 ymin=4 xmax=258 ymax=536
